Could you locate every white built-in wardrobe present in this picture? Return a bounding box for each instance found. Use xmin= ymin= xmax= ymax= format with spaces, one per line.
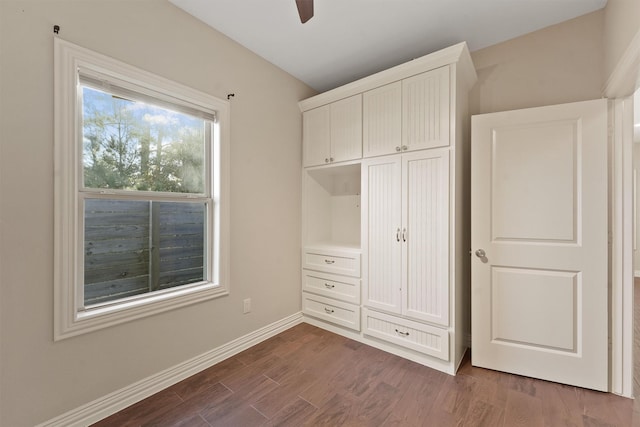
xmin=300 ymin=43 xmax=477 ymax=374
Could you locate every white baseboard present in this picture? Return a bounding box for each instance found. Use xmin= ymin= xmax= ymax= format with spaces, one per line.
xmin=38 ymin=312 xmax=304 ymax=427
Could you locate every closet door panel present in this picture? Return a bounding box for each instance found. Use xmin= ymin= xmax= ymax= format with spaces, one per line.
xmin=402 ymin=67 xmax=450 ymax=151
xmin=402 ymin=150 xmax=450 ymax=326
xmin=330 ymin=94 xmax=362 ymax=162
xmin=362 ymin=156 xmax=402 ymax=313
xmin=363 ymin=82 xmax=402 ymax=157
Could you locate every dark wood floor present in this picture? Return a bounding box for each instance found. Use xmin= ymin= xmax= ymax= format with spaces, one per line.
xmin=93 ymin=319 xmax=640 ymax=427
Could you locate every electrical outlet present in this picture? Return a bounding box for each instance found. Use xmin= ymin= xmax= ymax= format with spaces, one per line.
xmin=243 ymin=298 xmax=251 ymax=314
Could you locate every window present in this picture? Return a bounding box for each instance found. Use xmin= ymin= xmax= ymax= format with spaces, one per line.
xmin=54 ymin=39 xmax=230 ymax=340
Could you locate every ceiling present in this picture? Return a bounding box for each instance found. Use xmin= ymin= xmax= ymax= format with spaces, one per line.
xmin=170 ymin=0 xmax=607 ymax=93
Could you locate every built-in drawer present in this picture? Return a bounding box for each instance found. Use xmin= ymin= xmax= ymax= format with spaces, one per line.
xmin=303 ymin=247 xmax=361 ymax=277
xmin=362 ymin=308 xmax=449 ymax=361
xmin=302 ymin=270 xmax=361 ymax=305
xmin=303 ymin=292 xmax=360 ymax=331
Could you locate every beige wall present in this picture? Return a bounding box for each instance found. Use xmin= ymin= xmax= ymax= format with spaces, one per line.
xmin=0 ymin=1 xmax=315 ymax=426
xmin=0 ymin=1 xmax=632 ymax=425
xmin=634 ymin=141 xmax=640 ymax=272
xmin=634 ymin=89 xmax=640 ymax=271
xmin=470 ymin=10 xmax=605 ymax=115
xmin=604 ymin=0 xmax=640 ymax=81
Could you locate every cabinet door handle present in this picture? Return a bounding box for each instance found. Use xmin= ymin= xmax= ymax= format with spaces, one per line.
xmin=402 ymin=228 xmax=407 ymax=242
xmin=324 ymin=283 xmax=335 ymax=289
xmin=396 ymin=227 xmax=401 ymax=242
xmin=402 ymin=145 xmax=408 ymax=151
xmin=324 ymin=259 xmax=335 ymax=264
xmin=395 ymin=146 xmax=401 ymax=152
xmin=324 ymin=307 xmax=335 ymax=314
xmin=325 ymin=158 xmax=329 ymax=163
xmin=330 ymin=157 xmax=334 ymax=162
xmin=395 ymin=329 xmax=410 ymax=337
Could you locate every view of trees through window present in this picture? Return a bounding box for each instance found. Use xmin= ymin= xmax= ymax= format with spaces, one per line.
xmin=81 ymin=85 xmax=209 ymax=306
xmin=82 ymin=86 xmax=206 ymax=194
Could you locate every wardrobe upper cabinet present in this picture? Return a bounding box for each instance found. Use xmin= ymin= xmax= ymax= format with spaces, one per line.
xmin=363 ymin=81 xmax=402 ymax=158
xmin=303 ymin=105 xmax=330 ymax=167
xmin=303 ymin=94 xmax=362 ymax=167
xmin=362 ymin=66 xmax=451 ymax=157
xmin=402 ymin=66 xmax=450 ymax=151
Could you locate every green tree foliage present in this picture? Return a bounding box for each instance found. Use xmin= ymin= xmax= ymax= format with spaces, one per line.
xmin=82 ymin=87 xmax=205 ymax=194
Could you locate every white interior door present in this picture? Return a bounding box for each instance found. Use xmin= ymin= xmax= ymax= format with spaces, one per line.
xmin=471 ymin=99 xmax=608 ymax=391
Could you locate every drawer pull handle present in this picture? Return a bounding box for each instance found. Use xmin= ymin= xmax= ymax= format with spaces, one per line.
xmin=324 ymin=308 xmax=335 ymax=314
xmin=395 ymin=329 xmax=410 ymax=337
xmin=324 ymin=259 xmax=335 ymax=264
xmin=324 ymin=283 xmax=335 ymax=289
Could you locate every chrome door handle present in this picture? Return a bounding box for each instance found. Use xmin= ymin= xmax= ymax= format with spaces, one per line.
xmin=402 ymin=228 xmax=407 ymax=242
xmin=475 ymin=249 xmax=486 ymax=258
xmin=396 ymin=228 xmax=401 ymax=242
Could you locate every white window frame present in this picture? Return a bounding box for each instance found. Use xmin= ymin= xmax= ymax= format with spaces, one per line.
xmin=54 ymin=38 xmax=230 ymax=340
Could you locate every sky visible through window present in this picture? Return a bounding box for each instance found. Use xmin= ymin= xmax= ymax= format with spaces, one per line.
xmin=82 ymin=86 xmax=206 ymax=194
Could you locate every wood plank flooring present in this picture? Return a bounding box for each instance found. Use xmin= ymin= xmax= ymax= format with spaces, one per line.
xmin=93 ymin=321 xmax=640 ymax=427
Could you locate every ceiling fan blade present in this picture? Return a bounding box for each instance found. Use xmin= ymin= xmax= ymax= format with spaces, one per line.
xmin=296 ymin=0 xmax=314 ymax=23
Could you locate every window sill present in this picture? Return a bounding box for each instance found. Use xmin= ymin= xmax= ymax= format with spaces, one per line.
xmin=55 ymin=282 xmax=228 ymax=341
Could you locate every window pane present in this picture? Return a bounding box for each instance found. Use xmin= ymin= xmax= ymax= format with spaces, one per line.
xmin=84 ymin=199 xmax=206 ymax=306
xmin=82 ymin=86 xmax=206 ymax=194
xmin=156 ymin=201 xmax=206 ymax=290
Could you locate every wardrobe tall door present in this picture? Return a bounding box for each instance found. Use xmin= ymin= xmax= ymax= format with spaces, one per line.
xmin=363 ymin=82 xmax=402 ymax=157
xmin=402 ymin=67 xmax=450 ymax=151
xmin=402 ymin=150 xmax=449 ymax=325
xmin=362 ymin=156 xmax=402 ymax=313
xmin=330 ymin=94 xmax=362 ymax=162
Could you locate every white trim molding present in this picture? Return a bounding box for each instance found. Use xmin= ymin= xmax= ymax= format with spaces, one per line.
xmin=53 ymin=37 xmax=232 ymax=340
xmin=298 ymin=42 xmax=477 ymax=112
xmin=610 ymin=97 xmax=635 ymax=398
xmin=37 ymin=313 xmax=304 ymax=427
xmin=606 ymin=27 xmax=640 ymax=400
xmin=604 ymin=28 xmax=640 ymax=99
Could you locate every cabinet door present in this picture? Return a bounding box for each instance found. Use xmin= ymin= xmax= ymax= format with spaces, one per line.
xmin=363 ymin=82 xmax=402 ymax=157
xmin=362 ymin=155 xmax=402 ymax=313
xmin=330 ymin=94 xmax=362 ymax=162
xmin=402 ymin=67 xmax=450 ymax=151
xmin=303 ymin=105 xmax=330 ymax=167
xmin=401 ymin=150 xmax=449 ymax=325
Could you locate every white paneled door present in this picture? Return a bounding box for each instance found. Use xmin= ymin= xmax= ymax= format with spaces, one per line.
xmin=471 ymin=99 xmax=608 ymax=391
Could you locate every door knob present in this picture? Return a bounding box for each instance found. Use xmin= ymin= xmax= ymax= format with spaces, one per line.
xmin=475 ymin=249 xmax=486 ymax=258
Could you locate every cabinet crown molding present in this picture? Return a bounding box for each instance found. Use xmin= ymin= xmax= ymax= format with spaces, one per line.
xmin=299 ymin=42 xmax=477 ymax=112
